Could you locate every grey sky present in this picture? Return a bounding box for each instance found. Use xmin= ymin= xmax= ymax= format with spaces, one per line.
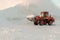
xmin=0 ymin=0 xmax=60 ymax=10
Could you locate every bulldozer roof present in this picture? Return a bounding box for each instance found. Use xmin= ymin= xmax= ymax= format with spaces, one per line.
xmin=41 ymin=11 xmax=48 ymax=14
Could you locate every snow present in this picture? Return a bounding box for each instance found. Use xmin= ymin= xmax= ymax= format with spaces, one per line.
xmin=0 ymin=16 xmax=60 ymax=40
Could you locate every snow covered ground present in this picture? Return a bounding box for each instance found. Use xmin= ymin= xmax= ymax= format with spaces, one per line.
xmin=0 ymin=17 xmax=60 ymax=40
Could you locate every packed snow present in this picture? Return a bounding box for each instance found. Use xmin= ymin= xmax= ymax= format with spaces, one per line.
xmin=0 ymin=16 xmax=60 ymax=40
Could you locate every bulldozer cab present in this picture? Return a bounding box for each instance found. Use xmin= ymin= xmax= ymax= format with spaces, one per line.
xmin=41 ymin=11 xmax=49 ymax=17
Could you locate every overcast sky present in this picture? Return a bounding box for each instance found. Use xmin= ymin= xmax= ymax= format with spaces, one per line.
xmin=0 ymin=0 xmax=40 ymax=10
xmin=0 ymin=0 xmax=60 ymax=10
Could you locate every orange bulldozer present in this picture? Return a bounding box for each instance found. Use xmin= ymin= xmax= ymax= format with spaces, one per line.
xmin=34 ymin=11 xmax=55 ymax=25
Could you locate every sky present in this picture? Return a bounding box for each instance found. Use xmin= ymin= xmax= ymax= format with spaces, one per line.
xmin=0 ymin=0 xmax=31 ymax=10
xmin=0 ymin=0 xmax=40 ymax=10
xmin=0 ymin=0 xmax=60 ymax=10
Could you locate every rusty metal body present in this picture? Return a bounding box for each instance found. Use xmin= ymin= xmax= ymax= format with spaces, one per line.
xmin=34 ymin=11 xmax=55 ymax=25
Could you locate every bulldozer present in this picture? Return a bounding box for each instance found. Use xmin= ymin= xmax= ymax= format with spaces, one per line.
xmin=27 ymin=11 xmax=55 ymax=25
